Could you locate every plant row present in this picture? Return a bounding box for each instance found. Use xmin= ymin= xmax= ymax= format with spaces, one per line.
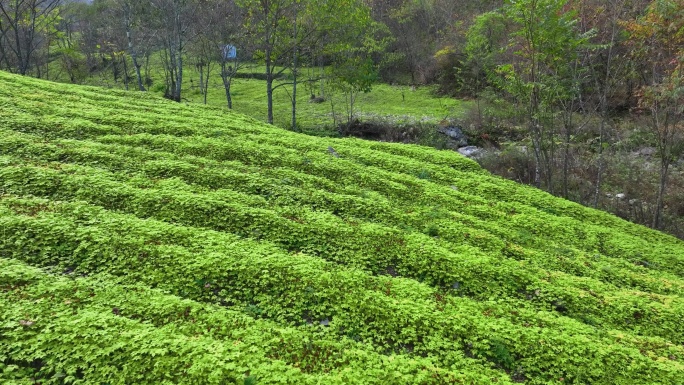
xmin=0 ymin=195 xmax=682 ymax=384
xmin=1 ymin=152 xmax=683 ymax=345
xmin=0 ymin=128 xmax=680 ymax=299
xmin=3 ymin=70 xmax=681 ymax=246
xmin=0 ymin=257 xmax=496 ymax=384
xmin=3 ymin=76 xmax=682 ymax=278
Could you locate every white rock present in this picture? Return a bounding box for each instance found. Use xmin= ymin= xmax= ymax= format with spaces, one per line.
xmin=458 ymin=146 xmax=484 ymax=158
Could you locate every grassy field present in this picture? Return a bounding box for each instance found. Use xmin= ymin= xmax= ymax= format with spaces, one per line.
xmin=79 ymin=61 xmax=468 ymax=134
xmin=1 ymin=71 xmax=684 ymax=384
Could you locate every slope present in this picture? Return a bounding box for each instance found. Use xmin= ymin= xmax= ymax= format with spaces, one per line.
xmin=0 ymin=71 xmax=683 ymax=385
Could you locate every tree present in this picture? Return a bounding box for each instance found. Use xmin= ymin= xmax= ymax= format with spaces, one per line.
xmin=328 ymin=55 xmax=378 ymax=130
xmin=184 ymin=0 xmax=245 ymax=107
xmin=570 ymin=0 xmax=645 ymax=206
xmin=238 ymin=0 xmax=298 ymax=124
xmin=215 ymin=2 xmax=247 ymax=111
xmin=0 ymin=0 xmax=62 ymax=75
xmin=485 ymin=0 xmax=588 ymax=189
xmin=54 ymin=1 xmax=90 ymax=83
xmin=119 ymin=0 xmax=147 ymax=91
xmin=238 ymin=0 xmax=381 ymax=128
xmin=282 ymin=0 xmax=378 ymax=130
xmin=462 ymin=10 xmax=510 ymax=127
xmin=626 ymin=0 xmax=684 ymax=229
xmin=310 ymin=0 xmax=385 ymax=129
xmin=149 ymin=0 xmax=199 ymax=102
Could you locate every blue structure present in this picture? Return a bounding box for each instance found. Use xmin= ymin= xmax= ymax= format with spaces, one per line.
xmin=223 ymin=45 xmax=237 ymax=60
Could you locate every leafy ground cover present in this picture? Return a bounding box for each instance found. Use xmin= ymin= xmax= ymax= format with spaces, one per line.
xmin=1 ymin=71 xmax=683 ymax=384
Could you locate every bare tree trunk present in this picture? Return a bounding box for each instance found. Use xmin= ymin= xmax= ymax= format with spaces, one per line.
xmin=653 ymin=158 xmax=669 ymax=229
xmin=124 ymin=3 xmax=146 ymax=91
xmin=651 ymin=104 xmax=676 ymax=230
xmin=562 ymin=113 xmax=572 ymax=199
xmin=592 ymin=0 xmax=623 ymax=208
xmin=155 ymin=0 xmax=188 ymax=103
xmin=0 ymin=23 xmax=9 ymax=70
xmin=122 ymin=54 xmax=129 ymax=90
xmin=530 ymin=84 xmax=543 ymax=188
xmin=111 ymin=52 xmax=120 ymax=82
xmin=319 ymin=52 xmax=325 ymax=97
xmin=203 ymin=64 xmax=210 ymax=105
xmin=329 ymin=92 xmax=338 ymax=128
xmin=531 ymin=131 xmax=542 ymax=188
xmin=291 ymin=7 xmax=298 ymax=131
xmin=291 ymin=64 xmax=298 ymax=130
xmin=14 ymin=6 xmax=26 ymax=74
xmin=176 ymin=44 xmax=183 ymax=101
xmin=266 ymin=51 xmax=274 ymax=124
xmin=545 ymin=125 xmax=555 ymax=194
xmin=132 ymin=57 xmax=145 ymax=91
xmin=262 ymin=2 xmax=275 ymax=125
xmin=593 ymin=116 xmax=606 ymax=208
xmin=198 ymin=62 xmax=205 ymax=94
xmin=221 ymin=61 xmax=234 ymax=109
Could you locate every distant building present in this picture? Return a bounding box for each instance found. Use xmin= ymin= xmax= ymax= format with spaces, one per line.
xmin=223 ymin=45 xmax=237 ymax=60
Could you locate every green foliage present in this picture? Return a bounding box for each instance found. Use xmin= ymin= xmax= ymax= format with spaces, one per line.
xmin=0 ymin=71 xmax=684 ymax=384
xmin=461 ymin=11 xmax=510 ymax=95
xmin=494 ymin=0 xmax=588 ymax=112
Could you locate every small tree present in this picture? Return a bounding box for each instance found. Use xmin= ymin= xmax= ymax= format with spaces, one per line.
xmin=323 ymin=0 xmax=386 ymax=129
xmin=486 ymin=0 xmax=588 ymax=190
xmin=328 ymin=55 xmax=378 ymax=130
xmin=237 ymin=0 xmax=298 ymax=124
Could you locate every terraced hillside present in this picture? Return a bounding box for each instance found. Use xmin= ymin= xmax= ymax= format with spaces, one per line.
xmin=0 ymin=71 xmax=683 ymax=384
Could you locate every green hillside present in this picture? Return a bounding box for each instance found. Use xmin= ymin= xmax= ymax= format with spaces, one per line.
xmin=0 ymin=71 xmax=683 ymax=385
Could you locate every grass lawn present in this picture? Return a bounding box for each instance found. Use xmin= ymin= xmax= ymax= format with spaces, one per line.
xmin=73 ymin=59 xmax=471 ymax=135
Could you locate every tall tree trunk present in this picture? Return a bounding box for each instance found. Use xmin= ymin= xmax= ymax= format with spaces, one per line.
xmin=530 ymin=86 xmax=542 ymax=188
xmin=198 ymin=62 xmax=205 ymax=96
xmin=202 ymin=60 xmax=211 ymax=105
xmin=653 ymin=158 xmax=669 ymax=230
xmin=176 ymin=50 xmax=183 ymax=101
xmin=291 ymin=66 xmax=297 ymax=130
xmin=594 ymin=114 xmax=606 ymax=208
xmin=122 ymin=54 xmax=129 ymax=90
xmin=562 ymin=113 xmax=572 ymax=199
xmin=132 ymin=56 xmax=145 ymax=91
xmin=319 ymin=52 xmax=325 ymax=97
xmin=13 ymin=7 xmax=25 ymax=74
xmin=266 ymin=51 xmax=274 ymax=124
xmin=532 ymin=132 xmax=542 ymax=188
xmin=173 ymin=9 xmax=183 ymax=103
xmin=545 ymin=124 xmax=555 ymax=194
xmin=124 ymin=3 xmax=146 ymax=91
xmin=593 ymin=9 xmax=621 ymax=208
xmin=221 ymin=61 xmax=233 ymax=109
xmin=264 ymin=4 xmax=274 ymax=125
xmin=0 ymin=26 xmax=7 ymax=70
xmin=291 ymin=8 xmax=298 ymax=131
